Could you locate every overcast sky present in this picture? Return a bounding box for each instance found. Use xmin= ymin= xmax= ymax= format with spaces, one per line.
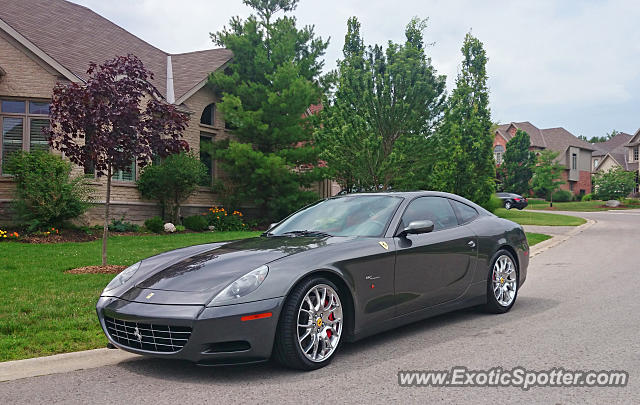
xmin=71 ymin=0 xmax=640 ymax=138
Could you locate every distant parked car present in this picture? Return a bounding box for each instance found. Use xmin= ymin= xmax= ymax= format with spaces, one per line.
xmin=497 ymin=192 xmax=528 ymax=210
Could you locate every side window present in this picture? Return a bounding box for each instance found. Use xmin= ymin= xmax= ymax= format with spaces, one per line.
xmin=400 ymin=197 xmax=458 ymax=232
xmin=450 ymin=200 xmax=479 ymax=224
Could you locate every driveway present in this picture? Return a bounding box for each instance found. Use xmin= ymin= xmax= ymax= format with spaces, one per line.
xmin=1 ymin=210 xmax=638 ymax=404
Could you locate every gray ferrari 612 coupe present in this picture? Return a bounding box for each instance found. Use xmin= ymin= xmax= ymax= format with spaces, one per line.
xmin=97 ymin=191 xmax=529 ymax=370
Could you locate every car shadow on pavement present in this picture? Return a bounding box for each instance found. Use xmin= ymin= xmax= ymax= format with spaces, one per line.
xmin=116 ymin=295 xmax=558 ymax=383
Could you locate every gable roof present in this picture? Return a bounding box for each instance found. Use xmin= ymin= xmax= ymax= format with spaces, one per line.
xmin=541 ymin=127 xmax=595 ymax=152
xmin=171 ymin=49 xmax=233 ymax=104
xmin=591 ymin=132 xmax=633 ymax=157
xmin=596 ymin=152 xmax=638 ymax=172
xmin=0 ymin=0 xmax=232 ymax=103
xmin=628 ymin=128 xmax=640 ymax=146
xmin=496 ymin=121 xmax=595 ymax=153
xmin=510 ymin=121 xmax=547 ymax=148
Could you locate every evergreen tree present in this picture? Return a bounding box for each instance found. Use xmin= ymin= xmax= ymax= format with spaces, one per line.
xmin=432 ymin=33 xmax=495 ymax=206
xmin=209 ymin=0 xmax=328 ymax=220
xmin=502 ymin=129 xmax=535 ymax=195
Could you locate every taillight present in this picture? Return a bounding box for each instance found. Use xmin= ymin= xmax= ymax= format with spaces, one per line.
xmin=514 ymin=198 xmax=521 ymax=201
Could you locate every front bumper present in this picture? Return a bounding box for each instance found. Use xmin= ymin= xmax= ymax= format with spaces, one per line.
xmin=96 ymin=296 xmax=284 ymax=365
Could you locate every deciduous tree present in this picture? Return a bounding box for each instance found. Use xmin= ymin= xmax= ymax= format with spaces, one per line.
xmin=47 ymin=55 xmax=189 ymax=265
xmin=531 ymin=150 xmax=565 ymax=206
xmin=593 ymin=167 xmax=636 ymax=200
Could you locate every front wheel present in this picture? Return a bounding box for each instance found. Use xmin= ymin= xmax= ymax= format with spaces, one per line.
xmin=273 ymin=277 xmax=344 ymax=370
xmin=484 ymin=250 xmax=518 ymax=313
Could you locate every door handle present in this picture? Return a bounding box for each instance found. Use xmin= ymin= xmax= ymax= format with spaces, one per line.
xmin=468 ymin=240 xmax=476 ymax=249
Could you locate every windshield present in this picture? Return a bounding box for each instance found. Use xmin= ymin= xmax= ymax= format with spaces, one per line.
xmin=269 ymin=195 xmax=403 ymax=237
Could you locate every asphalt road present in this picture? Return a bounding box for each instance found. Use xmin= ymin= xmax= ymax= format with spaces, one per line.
xmin=1 ymin=210 xmax=639 ymax=404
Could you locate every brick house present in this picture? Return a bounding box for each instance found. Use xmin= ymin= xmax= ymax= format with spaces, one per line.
xmin=592 ymin=130 xmax=640 ymax=193
xmin=494 ymin=121 xmax=594 ymax=195
xmin=0 ymin=0 xmax=331 ymax=225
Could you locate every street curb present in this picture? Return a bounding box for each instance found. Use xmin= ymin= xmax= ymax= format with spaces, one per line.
xmin=0 ymin=348 xmax=140 ymax=382
xmin=529 ymin=218 xmax=596 ymax=258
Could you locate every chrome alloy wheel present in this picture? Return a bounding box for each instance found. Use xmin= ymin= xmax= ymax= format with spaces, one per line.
xmin=492 ymin=255 xmax=517 ymax=307
xmin=297 ymin=284 xmax=343 ymax=363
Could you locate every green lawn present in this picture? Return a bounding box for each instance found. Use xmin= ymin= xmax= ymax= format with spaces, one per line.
xmin=526 ymin=232 xmax=552 ymax=246
xmin=0 ymin=231 xmax=261 ymax=362
xmin=527 ymin=199 xmax=640 ymax=212
xmin=495 ymin=208 xmax=586 ymax=226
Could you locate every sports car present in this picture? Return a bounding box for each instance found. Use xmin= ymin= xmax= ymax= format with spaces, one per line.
xmin=97 ymin=191 xmax=529 ymax=370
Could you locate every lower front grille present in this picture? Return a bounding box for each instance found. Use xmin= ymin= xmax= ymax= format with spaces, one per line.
xmin=104 ymin=316 xmax=192 ymax=353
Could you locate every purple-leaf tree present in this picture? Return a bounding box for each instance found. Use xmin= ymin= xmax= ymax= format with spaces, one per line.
xmin=47 ymin=55 xmax=189 ymax=265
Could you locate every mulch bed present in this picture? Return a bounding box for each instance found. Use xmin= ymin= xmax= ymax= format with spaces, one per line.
xmin=20 ymin=229 xmax=99 ymax=244
xmin=65 ymin=265 xmax=126 ymax=274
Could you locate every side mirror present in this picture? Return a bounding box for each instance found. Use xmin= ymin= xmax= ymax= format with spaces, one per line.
xmin=268 ymin=223 xmax=279 ymax=230
xmin=398 ymin=220 xmax=434 ymax=237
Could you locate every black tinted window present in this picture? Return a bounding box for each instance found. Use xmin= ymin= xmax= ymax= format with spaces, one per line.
xmin=400 ymin=197 xmax=458 ymax=232
xmin=450 ymin=200 xmax=479 ymax=224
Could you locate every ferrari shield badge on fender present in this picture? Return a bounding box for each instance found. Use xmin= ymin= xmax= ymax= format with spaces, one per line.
xmin=146 ymin=292 xmax=154 ymax=299
xmin=378 ymin=241 xmax=389 ymax=250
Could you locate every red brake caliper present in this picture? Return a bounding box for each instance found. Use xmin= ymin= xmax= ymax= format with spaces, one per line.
xmin=325 ymin=299 xmax=333 ymax=338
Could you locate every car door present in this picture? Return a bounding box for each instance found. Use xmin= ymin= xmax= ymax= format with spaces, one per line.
xmin=394 ymin=197 xmax=478 ymax=315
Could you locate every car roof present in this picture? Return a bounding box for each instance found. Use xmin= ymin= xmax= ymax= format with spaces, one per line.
xmin=331 ymin=191 xmax=491 ymax=213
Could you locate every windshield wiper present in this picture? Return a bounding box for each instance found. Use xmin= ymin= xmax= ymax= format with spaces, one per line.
xmin=280 ymin=230 xmax=332 ymax=237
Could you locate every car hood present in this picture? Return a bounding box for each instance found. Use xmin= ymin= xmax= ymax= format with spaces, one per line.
xmin=129 ymin=236 xmax=333 ymax=295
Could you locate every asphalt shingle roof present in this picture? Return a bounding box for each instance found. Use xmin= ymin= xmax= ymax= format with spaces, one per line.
xmin=0 ymin=0 xmax=232 ymax=102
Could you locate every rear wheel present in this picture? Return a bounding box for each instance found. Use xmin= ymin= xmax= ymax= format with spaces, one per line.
xmin=273 ymin=277 xmax=344 ymax=370
xmin=484 ymin=250 xmax=518 ymax=313
xmin=504 ymin=201 xmax=512 ymax=210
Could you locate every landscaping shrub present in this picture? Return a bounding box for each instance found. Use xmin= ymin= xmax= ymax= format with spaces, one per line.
xmin=593 ymin=167 xmax=636 ymax=200
xmin=137 ymin=152 xmax=207 ymax=223
xmin=183 ymin=215 xmax=209 ymax=232
xmin=5 ymin=151 xmax=91 ymax=231
xmin=144 ymin=216 xmax=164 ymax=233
xmin=205 ymin=207 xmax=247 ymax=231
xmin=581 ymin=193 xmax=593 ymax=201
xmin=175 ymin=225 xmax=186 ymax=232
xmin=108 ymin=218 xmax=140 ymax=233
xmin=551 ymin=190 xmax=572 ymax=202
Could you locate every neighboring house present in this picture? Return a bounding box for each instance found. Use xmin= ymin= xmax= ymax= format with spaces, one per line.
xmin=0 ymin=0 xmax=333 ymax=224
xmin=494 ymin=121 xmax=594 ymax=195
xmin=592 ymin=130 xmax=640 ymax=193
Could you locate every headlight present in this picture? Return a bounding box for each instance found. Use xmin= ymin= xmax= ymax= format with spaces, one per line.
xmin=209 ymin=265 xmax=269 ymax=306
xmin=103 ymin=262 xmax=141 ymax=292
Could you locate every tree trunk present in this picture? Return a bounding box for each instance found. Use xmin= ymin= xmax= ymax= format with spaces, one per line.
xmin=102 ymin=165 xmax=112 ymax=266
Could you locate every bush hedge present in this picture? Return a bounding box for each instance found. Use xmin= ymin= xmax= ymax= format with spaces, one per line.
xmin=144 ymin=216 xmax=164 ymax=233
xmin=551 ymin=190 xmax=572 ymax=202
xmin=183 ymin=215 xmax=208 ymax=232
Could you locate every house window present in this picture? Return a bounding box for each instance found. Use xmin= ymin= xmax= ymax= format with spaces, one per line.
xmin=493 ymin=145 xmax=505 ymax=165
xmin=634 ymin=147 xmax=639 ymax=162
xmin=200 ymin=103 xmax=215 ymax=126
xmin=113 ymin=160 xmax=136 ymax=182
xmin=0 ymin=99 xmax=50 ymax=175
xmin=199 ymin=133 xmax=214 ymax=186
xmin=569 ymin=182 xmax=574 ymax=191
xmin=571 ymin=153 xmax=577 ymax=170
xmin=593 ymin=159 xmax=599 ymax=169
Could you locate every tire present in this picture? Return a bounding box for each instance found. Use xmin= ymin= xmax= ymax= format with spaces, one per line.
xmin=504 ymin=201 xmax=512 ymax=210
xmin=483 ymin=249 xmax=519 ymax=314
xmin=273 ymin=277 xmax=345 ymax=370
